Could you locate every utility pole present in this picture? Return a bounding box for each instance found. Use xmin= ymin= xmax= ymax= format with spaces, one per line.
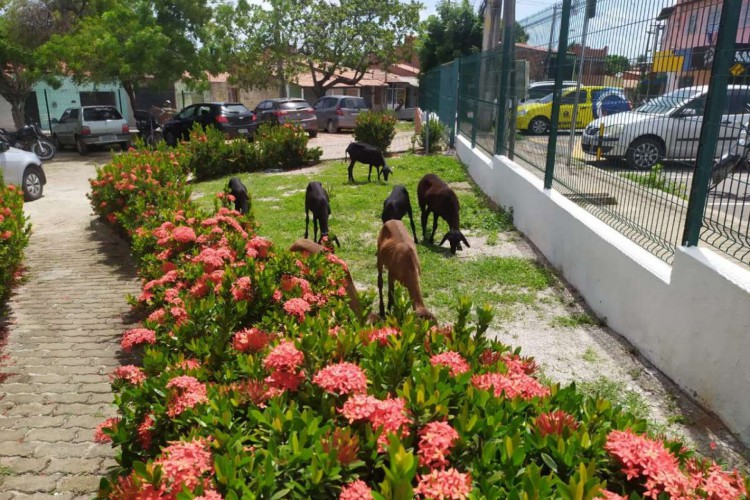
xmin=483 ymin=0 xmax=503 ymax=51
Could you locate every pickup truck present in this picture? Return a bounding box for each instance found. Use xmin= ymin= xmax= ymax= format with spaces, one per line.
xmin=51 ymin=106 xmax=130 ymax=155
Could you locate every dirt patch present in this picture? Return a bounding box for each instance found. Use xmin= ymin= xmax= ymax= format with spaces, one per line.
xmin=455 ymin=232 xmax=537 ymax=260
xmin=449 ymin=181 xmax=473 ymax=191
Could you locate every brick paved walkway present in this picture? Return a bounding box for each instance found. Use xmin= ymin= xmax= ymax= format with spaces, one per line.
xmin=0 ymin=155 xmax=140 ymax=499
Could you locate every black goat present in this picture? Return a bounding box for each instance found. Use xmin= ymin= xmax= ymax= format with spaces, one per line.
xmin=227 ymin=177 xmax=249 ymax=215
xmin=381 ymin=185 xmax=418 ymax=243
xmin=417 ymin=174 xmax=470 ymax=255
xmin=345 ymin=141 xmax=392 ymax=182
xmin=304 ymin=182 xmax=340 ymax=246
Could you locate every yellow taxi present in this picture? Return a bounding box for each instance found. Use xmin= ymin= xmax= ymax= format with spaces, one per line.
xmin=516 ymin=86 xmax=631 ymax=135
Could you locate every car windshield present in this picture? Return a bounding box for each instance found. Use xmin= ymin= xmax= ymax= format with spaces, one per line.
xmin=538 ymin=92 xmax=555 ymax=103
xmin=83 ymin=107 xmax=122 ymax=121
xmin=636 ymin=88 xmax=704 ymax=114
xmin=342 ymin=98 xmax=368 ymax=109
xmin=222 ymin=104 xmax=252 ymax=114
xmin=279 ymin=101 xmax=310 ymax=110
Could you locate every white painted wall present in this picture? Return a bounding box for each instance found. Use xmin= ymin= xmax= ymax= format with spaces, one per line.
xmin=456 ymin=134 xmax=750 ymax=446
xmin=0 ymin=97 xmax=14 ymax=130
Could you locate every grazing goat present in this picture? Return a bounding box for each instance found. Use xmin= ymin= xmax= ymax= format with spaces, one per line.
xmin=381 ymin=185 xmax=418 ymax=243
xmin=376 ymin=220 xmax=435 ymax=321
xmin=345 ymin=141 xmax=392 ymax=182
xmin=304 ymin=182 xmax=340 ymax=246
xmin=417 ymin=174 xmax=470 ymax=255
xmin=228 ymin=177 xmax=249 ymax=215
xmin=288 ymin=239 xmax=361 ymax=316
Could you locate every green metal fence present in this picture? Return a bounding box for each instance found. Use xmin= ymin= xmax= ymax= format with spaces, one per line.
xmin=419 ymin=60 xmax=459 ymax=147
xmin=419 ymin=0 xmax=750 ymax=267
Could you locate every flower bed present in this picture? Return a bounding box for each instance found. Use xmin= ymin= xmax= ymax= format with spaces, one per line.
xmin=90 ymin=147 xmax=749 ymax=499
xmin=0 ymin=173 xmax=31 ymax=302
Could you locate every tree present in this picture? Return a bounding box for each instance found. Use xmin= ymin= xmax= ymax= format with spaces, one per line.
xmin=605 ymin=54 xmax=631 ymax=75
xmin=215 ymin=0 xmax=421 ymax=99
xmin=0 ymin=0 xmax=83 ymax=128
xmin=418 ymin=0 xmax=483 ymax=73
xmin=47 ymin=0 xmax=214 ymax=111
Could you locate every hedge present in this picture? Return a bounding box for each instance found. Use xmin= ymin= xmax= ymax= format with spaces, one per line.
xmin=89 ymin=146 xmax=748 ymax=499
xmin=0 ymin=172 xmax=31 ymax=302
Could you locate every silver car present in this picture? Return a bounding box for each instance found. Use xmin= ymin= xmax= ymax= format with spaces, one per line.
xmin=254 ymin=99 xmax=318 ymax=137
xmin=51 ymin=106 xmax=130 ymax=155
xmin=312 ymin=95 xmax=368 ymax=133
xmin=0 ymin=140 xmax=46 ymax=201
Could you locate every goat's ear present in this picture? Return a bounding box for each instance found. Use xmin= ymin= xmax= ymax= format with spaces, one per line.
xmin=461 ymin=233 xmax=471 ymax=248
xmin=439 ymin=233 xmax=449 ymax=247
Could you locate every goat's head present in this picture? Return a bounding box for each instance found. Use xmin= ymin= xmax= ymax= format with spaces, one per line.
xmin=439 ymin=229 xmax=470 ymax=255
xmin=319 ymin=234 xmax=341 ymax=251
xmin=382 ymin=164 xmax=393 ymax=181
xmin=415 ymin=306 xmax=436 ymax=323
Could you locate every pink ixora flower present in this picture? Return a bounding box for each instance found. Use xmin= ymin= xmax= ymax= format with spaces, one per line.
xmin=369 ymin=397 xmax=413 ymax=451
xmin=263 ymin=341 xmax=304 ymax=372
xmin=171 ymin=226 xmax=196 ymax=244
xmin=94 ymin=417 xmax=120 ymax=443
xmin=313 ymin=362 xmax=368 ymax=396
xmin=340 ymin=479 xmax=373 ymax=499
xmin=430 ymin=352 xmax=470 ymax=377
xmin=535 ymin=410 xmax=579 ymax=437
xmin=137 ymin=413 xmax=155 ymax=449
xmin=362 ymin=326 xmax=401 ymax=346
xmin=232 ymin=327 xmax=270 ymax=353
xmin=231 ymin=276 xmax=253 ymax=301
xmin=111 ymin=365 xmax=146 ymax=385
xmin=155 ymin=438 xmax=213 ymax=493
xmin=417 ymin=421 xmax=460 ymax=469
xmin=166 ymin=376 xmax=208 ymax=417
xmin=194 ymin=492 xmax=224 ymax=500
xmin=414 ymin=468 xmax=473 ymax=499
xmin=121 ymin=328 xmax=156 ymax=351
xmin=283 ymin=297 xmax=311 ymax=322
xmin=471 ymin=371 xmax=550 ymax=400
xmin=340 ymin=394 xmax=380 ymax=424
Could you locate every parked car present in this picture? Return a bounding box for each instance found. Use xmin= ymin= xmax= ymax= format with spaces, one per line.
xmin=253 ymin=98 xmax=318 ymax=137
xmin=582 ymin=85 xmax=750 ymax=170
xmin=312 ymin=95 xmax=369 ymax=133
xmin=516 ymin=86 xmax=631 ymax=135
xmin=162 ymin=102 xmax=257 ymax=146
xmin=51 ymin=106 xmax=130 ymax=155
xmin=521 ymin=80 xmax=578 ymax=103
xmin=0 ymin=140 xmax=46 ymax=201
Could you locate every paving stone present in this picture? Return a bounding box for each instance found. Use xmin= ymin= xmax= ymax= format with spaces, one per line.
xmin=44 ymin=458 xmax=102 ymax=474
xmin=0 ymin=442 xmax=37 ymax=457
xmin=42 ymin=394 xmax=89 ymax=405
xmin=0 ymin=474 xmax=59 ymax=493
xmin=9 ymin=494 xmax=75 ymax=500
xmin=24 ymin=429 xmax=77 ymax=443
xmin=0 ymin=457 xmax=49 ymax=474
xmin=61 ymin=416 xmax=103 ymax=429
xmin=33 ymin=443 xmax=91 ymax=459
xmin=11 ymin=416 xmax=67 ymax=430
xmin=56 ymin=476 xmax=101 ymax=493
xmin=4 ymin=405 xmax=55 ymax=417
xmin=0 ymin=430 xmax=25 ymax=442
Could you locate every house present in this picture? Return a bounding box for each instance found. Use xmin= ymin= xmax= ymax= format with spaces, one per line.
xmin=658 ymin=0 xmax=750 ymax=92
xmin=568 ymin=43 xmax=610 ymax=85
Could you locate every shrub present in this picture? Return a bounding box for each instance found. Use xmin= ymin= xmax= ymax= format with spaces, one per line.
xmin=0 ymin=173 xmax=31 ymax=301
xmin=254 ymin=123 xmax=322 ymax=171
xmin=353 ymin=111 xmax=397 ymax=153
xmin=186 ymin=124 xmax=258 ymax=181
xmin=89 ymin=150 xmax=749 ymax=499
xmin=416 ymin=115 xmax=449 ymax=154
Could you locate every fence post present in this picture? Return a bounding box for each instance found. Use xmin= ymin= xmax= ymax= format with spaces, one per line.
xmin=494 ymin=0 xmax=515 ymax=156
xmin=682 ymin=0 xmax=741 ymax=247
xmin=471 ymin=57 xmax=479 ymax=148
xmin=543 ymin=0 xmax=573 ymax=189
xmin=450 ymin=58 xmax=460 ymax=148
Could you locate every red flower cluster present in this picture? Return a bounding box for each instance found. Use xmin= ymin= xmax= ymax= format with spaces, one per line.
xmin=111 ymin=365 xmax=146 ymax=385
xmin=264 ymin=341 xmax=305 ymax=392
xmin=339 ymin=479 xmax=373 ymax=499
xmin=605 ymin=429 xmax=747 ymax=499
xmin=137 ymin=413 xmax=155 ymax=449
xmin=166 ymin=376 xmax=208 ymax=417
xmin=121 ymin=328 xmax=156 ymax=351
xmin=418 ymin=421 xmax=460 ymax=469
xmin=313 ymin=362 xmax=368 ymax=395
xmin=94 ymin=417 xmax=120 ymax=443
xmin=232 ymin=327 xmax=271 ymax=353
xmin=414 ymin=468 xmax=473 ymax=499
xmin=362 ymin=326 xmax=401 ymax=346
xmin=283 ymin=297 xmax=311 ymax=322
xmin=430 ymin=351 xmax=470 ymax=376
xmin=155 ymin=439 xmax=214 ymax=494
xmin=339 ymin=394 xmax=412 ymax=451
xmin=535 ymin=410 xmax=579 ymax=437
xmin=230 ymin=276 xmax=253 ymax=301
xmin=471 ymin=371 xmax=550 ymax=400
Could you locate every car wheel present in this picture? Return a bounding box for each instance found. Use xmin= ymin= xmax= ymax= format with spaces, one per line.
xmin=327 ymin=120 xmax=338 ymax=134
xmin=75 ymin=136 xmax=88 ymax=156
xmin=52 ymin=134 xmax=62 ymax=150
xmin=22 ymin=166 xmax=43 ymax=201
xmin=528 ymin=117 xmax=550 ymax=135
xmin=309 ymin=130 xmax=318 ymax=138
xmin=626 ymin=137 xmax=664 ymax=170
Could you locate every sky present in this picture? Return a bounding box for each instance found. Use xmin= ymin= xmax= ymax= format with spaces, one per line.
xmin=419 ymin=0 xmax=560 ymax=22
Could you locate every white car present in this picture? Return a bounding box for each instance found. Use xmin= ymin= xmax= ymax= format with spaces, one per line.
xmin=51 ymin=106 xmax=130 ymax=155
xmin=0 ymin=140 xmax=46 ymax=201
xmin=582 ymin=85 xmax=750 ymax=170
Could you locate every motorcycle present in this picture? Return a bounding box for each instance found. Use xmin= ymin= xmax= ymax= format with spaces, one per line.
xmin=134 ymin=109 xmax=163 ymax=148
xmin=710 ymin=119 xmax=749 ymax=189
xmin=0 ymin=124 xmax=56 ymax=161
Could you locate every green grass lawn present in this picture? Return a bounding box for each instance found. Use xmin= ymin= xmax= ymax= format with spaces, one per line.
xmin=193 ymin=154 xmax=555 ymax=322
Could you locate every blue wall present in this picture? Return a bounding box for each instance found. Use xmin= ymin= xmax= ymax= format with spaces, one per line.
xmin=33 ymin=78 xmax=129 ymax=129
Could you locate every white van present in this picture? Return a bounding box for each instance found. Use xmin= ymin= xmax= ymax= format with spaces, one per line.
xmin=581 ymin=85 xmax=750 ymax=169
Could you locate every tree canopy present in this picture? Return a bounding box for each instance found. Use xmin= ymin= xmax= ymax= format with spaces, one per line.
xmin=214 ymin=0 xmax=421 ymax=99
xmin=605 ymin=54 xmax=631 ymax=75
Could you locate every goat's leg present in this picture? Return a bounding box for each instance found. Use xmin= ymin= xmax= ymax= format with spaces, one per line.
xmin=348 ymin=159 xmax=356 ymax=182
xmin=387 ymin=274 xmax=395 ymax=312
xmin=407 ymin=207 xmax=418 ymax=243
xmin=313 ymin=217 xmax=319 ymax=242
xmin=368 ymin=165 xmax=373 ymax=182
xmin=430 ymin=213 xmax=439 ymax=244
xmin=377 ymin=265 xmax=386 ymax=318
xmin=420 ymin=209 xmax=430 ymax=243
xmin=304 ymin=210 xmax=310 ymax=239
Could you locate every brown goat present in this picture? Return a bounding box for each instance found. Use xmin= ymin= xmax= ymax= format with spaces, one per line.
xmin=376 ymin=220 xmax=435 ymax=321
xmin=288 ymin=239 xmax=361 ymax=316
xmin=417 ymin=173 xmax=470 ymax=255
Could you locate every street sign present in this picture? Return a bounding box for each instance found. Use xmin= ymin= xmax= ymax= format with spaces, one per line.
xmin=730 ymin=63 xmax=745 ymax=76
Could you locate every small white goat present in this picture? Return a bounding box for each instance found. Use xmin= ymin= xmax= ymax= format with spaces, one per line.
xmin=376 ymin=220 xmax=435 ymax=321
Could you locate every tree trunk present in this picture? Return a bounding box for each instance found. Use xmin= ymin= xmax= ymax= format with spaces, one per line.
xmin=312 ymin=83 xmax=326 ymax=100
xmin=10 ymin=96 xmax=27 ymax=130
xmin=277 ymin=60 xmax=287 ymax=98
xmin=122 ymin=81 xmax=137 ymax=115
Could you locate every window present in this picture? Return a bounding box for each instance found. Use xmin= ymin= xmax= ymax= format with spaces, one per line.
xmin=687 ymin=11 xmax=697 ymax=34
xmin=176 ymin=106 xmax=195 ymax=119
xmin=741 ymin=1 xmax=750 ymax=27
xmin=279 ymin=100 xmax=309 ymax=110
xmin=196 ymin=105 xmax=212 ymax=116
xmin=59 ymin=110 xmax=71 ymax=123
xmin=343 ymin=98 xmax=368 ymax=109
xmin=560 ymin=90 xmax=587 ymax=105
xmin=83 ymin=107 xmax=122 ymax=121
xmin=69 ymin=109 xmax=79 ymax=120
xmin=726 ymin=89 xmax=750 ymax=114
xmin=706 ymin=5 xmax=721 ymax=40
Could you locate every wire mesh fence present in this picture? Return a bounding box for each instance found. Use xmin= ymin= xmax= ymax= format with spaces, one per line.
xmin=419 ymin=0 xmax=750 ymax=267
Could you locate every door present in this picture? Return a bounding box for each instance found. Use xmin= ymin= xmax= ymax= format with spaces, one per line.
xmin=172 ymin=105 xmax=196 ymax=138
xmin=54 ymin=109 xmax=72 ymax=144
xmin=313 ymin=98 xmax=327 ymax=128
xmin=558 ymin=89 xmax=588 ymax=128
xmin=670 ymin=95 xmax=706 ymax=160
xmin=717 ymin=88 xmax=750 ymax=157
